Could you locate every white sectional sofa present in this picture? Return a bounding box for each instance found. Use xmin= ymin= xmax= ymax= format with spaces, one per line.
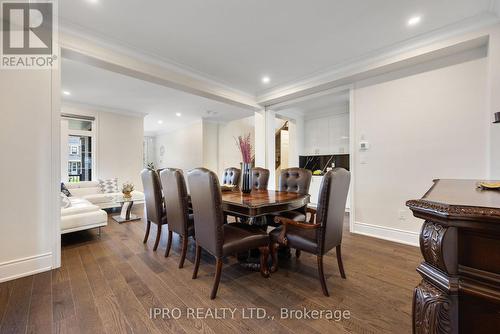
xmin=61 ymin=181 xmax=144 ymax=234
xmin=61 ymin=197 xmax=108 ymax=234
xmin=64 ymin=181 xmax=144 ymax=209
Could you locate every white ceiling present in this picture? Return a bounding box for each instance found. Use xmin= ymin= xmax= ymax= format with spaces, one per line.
xmin=61 ymin=59 xmax=253 ymax=134
xmin=60 ymin=0 xmax=497 ymax=95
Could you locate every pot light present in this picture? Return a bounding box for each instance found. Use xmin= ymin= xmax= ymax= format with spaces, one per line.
xmin=157 ymin=120 xmax=163 ymax=124
xmin=62 ymin=90 xmax=71 ymax=96
xmin=87 ymin=0 xmax=99 ymax=4
xmin=407 ymin=16 xmax=421 ymax=27
xmin=261 ymin=76 xmax=270 ymax=84
xmin=176 ymin=112 xmax=182 ymax=117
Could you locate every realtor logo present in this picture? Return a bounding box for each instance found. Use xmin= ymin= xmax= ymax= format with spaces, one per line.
xmin=1 ymin=1 xmax=57 ymax=69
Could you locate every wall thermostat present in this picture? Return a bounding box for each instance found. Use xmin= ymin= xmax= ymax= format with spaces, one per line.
xmin=360 ymin=141 xmax=370 ymax=150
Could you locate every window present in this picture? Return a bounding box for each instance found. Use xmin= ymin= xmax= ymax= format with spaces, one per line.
xmin=70 ymin=145 xmax=79 ymax=155
xmin=62 ymin=117 xmax=95 ymax=182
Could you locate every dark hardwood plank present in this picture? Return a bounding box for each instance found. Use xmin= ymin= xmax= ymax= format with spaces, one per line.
xmin=0 ymin=275 xmax=33 ymax=334
xmin=0 ymin=281 xmax=13 ymax=328
xmin=27 ymin=271 xmax=53 ymax=334
xmin=65 ymin=247 xmax=106 ymax=334
xmin=79 ymin=246 xmax=134 ymax=334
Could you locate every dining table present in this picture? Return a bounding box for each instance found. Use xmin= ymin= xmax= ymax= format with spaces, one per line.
xmin=220 ymin=189 xmax=310 ymax=221
xmin=220 ymin=188 xmax=310 ymax=271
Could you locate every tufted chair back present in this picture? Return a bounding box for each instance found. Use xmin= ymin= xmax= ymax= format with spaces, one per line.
xmin=221 ymin=167 xmax=241 ymax=186
xmin=278 ymin=168 xmax=312 ymax=195
xmin=251 ymin=167 xmax=270 ymax=190
xmin=316 ymin=168 xmax=351 ymax=254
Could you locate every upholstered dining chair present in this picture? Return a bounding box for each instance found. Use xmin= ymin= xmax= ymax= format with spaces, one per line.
xmin=159 ymin=168 xmax=195 ymax=268
xmin=187 ymin=168 xmax=270 ymax=299
xmin=270 ymin=168 xmax=350 ymax=297
xmin=141 ymin=169 xmax=167 ymax=251
xmin=221 ymin=167 xmax=241 ymax=186
xmin=276 ymin=167 xmax=312 ymax=221
xmin=251 ymin=167 xmax=270 ymax=190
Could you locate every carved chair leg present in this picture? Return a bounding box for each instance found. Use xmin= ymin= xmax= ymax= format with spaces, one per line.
xmin=192 ymin=244 xmax=201 ymax=279
xmin=143 ymin=220 xmax=151 ymax=244
xmin=336 ymin=245 xmax=346 ymax=279
xmin=296 ymin=249 xmax=301 ymax=259
xmin=317 ymin=255 xmax=330 ymax=297
xmin=210 ymin=258 xmax=223 ymax=299
xmin=270 ymin=243 xmax=279 ymax=273
xmin=164 ymin=230 xmax=173 ymax=257
xmin=179 ymin=235 xmax=188 ymax=268
xmin=153 ymin=224 xmax=162 ymax=251
xmin=259 ymin=246 xmax=270 ymax=278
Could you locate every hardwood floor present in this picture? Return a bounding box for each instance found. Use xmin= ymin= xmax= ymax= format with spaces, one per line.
xmin=0 ymin=207 xmax=421 ymax=333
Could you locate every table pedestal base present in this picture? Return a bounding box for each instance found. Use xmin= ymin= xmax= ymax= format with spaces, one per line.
xmin=112 ymin=201 xmax=141 ymax=223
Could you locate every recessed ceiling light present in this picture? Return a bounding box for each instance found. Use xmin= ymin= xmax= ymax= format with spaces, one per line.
xmin=157 ymin=120 xmax=163 ymax=124
xmin=62 ymin=90 xmax=71 ymax=96
xmin=407 ymin=16 xmax=421 ymax=27
xmin=87 ymin=0 xmax=99 ymax=4
xmin=176 ymin=112 xmax=182 ymax=117
xmin=262 ymin=76 xmax=271 ymax=84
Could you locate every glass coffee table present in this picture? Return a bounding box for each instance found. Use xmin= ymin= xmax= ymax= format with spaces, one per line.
xmin=112 ymin=194 xmax=143 ymax=223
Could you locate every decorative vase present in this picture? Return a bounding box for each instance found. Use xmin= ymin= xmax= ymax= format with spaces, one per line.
xmin=241 ymin=162 xmax=253 ymax=194
xmin=123 ymin=191 xmax=132 ymax=198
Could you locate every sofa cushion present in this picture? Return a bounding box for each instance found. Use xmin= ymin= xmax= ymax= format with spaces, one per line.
xmin=65 ymin=181 xmax=100 ymax=189
xmin=60 ymin=193 xmax=71 ymax=209
xmin=82 ymin=193 xmax=116 ymax=204
xmin=99 ymin=178 xmax=119 ymax=193
xmin=61 ymin=210 xmax=107 ymax=231
xmin=69 ymin=187 xmax=103 ymax=197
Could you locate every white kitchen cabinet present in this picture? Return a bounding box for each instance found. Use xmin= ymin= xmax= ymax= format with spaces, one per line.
xmin=304 ymin=113 xmax=349 ymax=155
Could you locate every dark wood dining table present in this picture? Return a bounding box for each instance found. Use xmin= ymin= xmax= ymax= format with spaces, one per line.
xmin=219 ymin=189 xmax=310 ymax=270
xmin=221 ymin=189 xmax=310 ymax=220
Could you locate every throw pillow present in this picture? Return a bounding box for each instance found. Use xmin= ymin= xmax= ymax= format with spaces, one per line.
xmin=99 ymin=178 xmax=119 ymax=193
xmin=60 ymin=193 xmax=71 ymax=209
xmin=61 ymin=182 xmax=71 ymax=197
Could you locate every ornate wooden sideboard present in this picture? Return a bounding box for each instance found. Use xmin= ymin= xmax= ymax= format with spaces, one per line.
xmin=407 ymin=179 xmax=500 ymax=334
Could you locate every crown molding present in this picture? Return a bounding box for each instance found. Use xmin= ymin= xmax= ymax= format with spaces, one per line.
xmin=59 ymin=27 xmax=260 ymax=111
xmin=257 ymin=13 xmax=500 ymax=106
xmin=61 ymin=100 xmax=148 ymax=118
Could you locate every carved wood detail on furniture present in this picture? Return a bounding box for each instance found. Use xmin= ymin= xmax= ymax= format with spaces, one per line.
xmin=407 ymin=179 xmax=500 ymax=334
xmin=413 ymin=280 xmax=455 ymax=334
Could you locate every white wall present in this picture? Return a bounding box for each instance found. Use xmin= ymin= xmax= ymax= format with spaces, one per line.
xmin=202 ymin=121 xmax=219 ymax=173
xmin=352 ymin=57 xmax=489 ymax=244
xmin=0 ymin=69 xmax=59 ymax=282
xmin=488 ymin=25 xmax=500 ymax=179
xmin=155 ymin=121 xmax=204 ymax=173
xmin=217 ymin=116 xmax=255 ymax=176
xmin=98 ymin=111 xmax=144 ymax=190
xmin=61 ymin=104 xmax=144 ymax=191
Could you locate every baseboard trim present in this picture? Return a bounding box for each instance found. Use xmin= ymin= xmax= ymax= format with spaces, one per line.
xmin=0 ymin=253 xmax=53 ymax=283
xmin=352 ymin=222 xmax=419 ymax=247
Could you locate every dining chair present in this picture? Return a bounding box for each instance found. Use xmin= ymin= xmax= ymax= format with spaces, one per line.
xmin=187 ymin=168 xmax=270 ymax=299
xmin=159 ymin=168 xmax=195 ymax=268
xmin=251 ymin=167 xmax=270 ymax=190
xmin=141 ymin=169 xmax=167 ymax=251
xmin=270 ymin=168 xmax=350 ymax=296
xmin=277 ymin=167 xmax=312 ymax=220
xmin=221 ymin=167 xmax=241 ymax=186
